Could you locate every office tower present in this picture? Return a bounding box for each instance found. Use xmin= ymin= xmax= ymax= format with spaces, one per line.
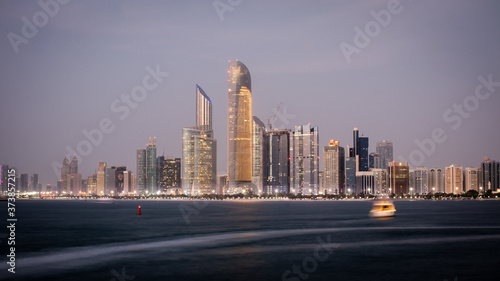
xmin=218 ymin=174 xmax=228 ymax=195
xmin=86 ymin=175 xmax=97 ymax=195
xmin=227 ymin=60 xmax=253 ymax=193
xmin=323 ymin=140 xmax=345 ymax=194
xmin=182 ymin=85 xmax=217 ymax=196
xmin=428 ymin=168 xmax=443 ymax=193
xmin=146 ymin=137 xmax=157 ymax=195
xmin=388 ymin=162 xmax=409 ymax=195
xmin=353 ymin=128 xmax=359 ymax=156
xmin=372 ymin=169 xmax=387 ymax=194
xmin=266 ymin=129 xmax=290 ymax=194
xmin=158 ymin=156 xmax=181 ymax=193
xmin=345 ymin=156 xmax=357 ymax=194
xmin=464 ymin=167 xmax=479 ymax=192
xmin=136 ymin=149 xmax=146 ymax=195
xmin=114 ymin=166 xmax=126 ymax=194
xmin=369 ymin=152 xmax=381 ymax=169
xmin=104 ymin=166 xmax=117 ymax=195
xmin=123 ymin=171 xmax=135 ymax=195
xmin=290 ymin=124 xmax=319 ymax=195
xmin=376 ymin=140 xmax=393 ymax=169
xmin=358 ymin=136 xmax=369 ymax=171
xmin=445 ymin=164 xmax=463 ymax=194
xmin=67 ymin=173 xmax=82 ymax=195
xmin=97 ymin=162 xmax=106 ymax=196
xmin=356 ymin=171 xmax=375 ymax=194
xmin=481 ymin=156 xmax=499 ymax=192
xmin=61 ymin=156 xmax=69 ymax=192
xmin=31 ymin=174 xmax=39 ymax=192
xmin=20 ymin=173 xmax=28 ymax=193
xmin=412 ymin=167 xmax=428 ymax=195
xmin=252 ymin=116 xmax=268 ymax=194
xmin=70 ymin=156 xmax=78 ymax=174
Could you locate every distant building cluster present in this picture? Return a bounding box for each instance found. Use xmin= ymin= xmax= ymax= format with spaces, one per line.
xmin=1 ymin=61 xmax=499 ymax=196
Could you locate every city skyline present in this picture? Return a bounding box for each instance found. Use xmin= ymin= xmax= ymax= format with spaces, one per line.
xmin=1 ymin=1 xmax=500 ymax=187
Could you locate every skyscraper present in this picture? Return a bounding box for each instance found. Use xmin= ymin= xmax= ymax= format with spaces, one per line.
xmin=86 ymin=174 xmax=97 ymax=195
xmin=227 ymin=60 xmax=252 ymax=193
xmin=464 ymin=167 xmax=479 ymax=192
xmin=252 ymin=116 xmax=268 ymax=194
xmin=136 ymin=149 xmax=146 ymax=195
xmin=323 ymin=140 xmax=345 ymax=194
xmin=97 ymin=162 xmax=106 ymax=195
xmin=481 ymin=156 xmax=499 ymax=192
xmin=69 ymin=156 xmax=78 ymax=174
xmin=369 ymin=152 xmax=381 ymax=169
xmin=61 ymin=156 xmax=69 ymax=193
xmin=182 ymin=84 xmax=217 ymax=195
xmin=411 ymin=167 xmax=428 ymax=195
xmin=358 ymin=136 xmax=369 ymax=171
xmin=376 ymin=140 xmax=393 ymax=169
xmin=445 ymin=164 xmax=463 ymax=194
xmin=345 ymin=145 xmax=356 ymax=194
xmin=388 ymin=162 xmax=409 ymax=195
xmin=146 ymin=137 xmax=157 ymax=195
xmin=157 ymin=157 xmax=181 ymax=193
xmin=428 ymin=168 xmax=443 ymax=193
xmin=290 ymin=124 xmax=319 ymax=195
xmin=266 ymin=129 xmax=290 ymax=194
xmin=105 ymin=166 xmax=116 ymax=195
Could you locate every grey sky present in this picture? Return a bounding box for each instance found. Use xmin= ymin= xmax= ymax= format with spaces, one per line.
xmin=1 ymin=0 xmax=499 ymax=186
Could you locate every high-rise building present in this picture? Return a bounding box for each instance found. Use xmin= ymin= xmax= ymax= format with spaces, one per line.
xmin=266 ymin=129 xmax=290 ymax=194
xmin=252 ymin=116 xmax=268 ymax=194
xmin=146 ymin=137 xmax=157 ymax=195
xmin=123 ymin=171 xmax=135 ymax=195
xmin=323 ymin=140 xmax=345 ymax=194
xmin=358 ymin=136 xmax=369 ymax=171
xmin=369 ymin=152 xmax=381 ymax=169
xmin=345 ymin=151 xmax=357 ymax=194
xmin=290 ymin=124 xmax=319 ymax=195
xmin=372 ymin=168 xmax=387 ymax=195
xmin=105 ymin=166 xmax=116 ymax=195
xmin=20 ymin=173 xmax=28 ymax=193
xmin=158 ymin=156 xmax=181 ymax=193
xmin=97 ymin=162 xmax=106 ymax=196
xmin=136 ymin=149 xmax=146 ymax=195
xmin=182 ymin=84 xmax=217 ymax=195
xmin=227 ymin=60 xmax=253 ymax=193
xmin=388 ymin=162 xmax=409 ymax=195
xmin=86 ymin=174 xmax=97 ymax=195
xmin=1 ymin=164 xmax=9 ymax=193
xmin=409 ymin=167 xmax=428 ymax=195
xmin=445 ymin=164 xmax=463 ymax=194
xmin=61 ymin=156 xmax=70 ymax=193
xmin=353 ymin=128 xmax=359 ymax=157
xmin=428 ymin=168 xmax=443 ymax=193
xmin=31 ymin=174 xmax=39 ymax=192
xmin=115 ymin=166 xmax=126 ymax=195
xmin=464 ymin=167 xmax=479 ymax=192
xmin=376 ymin=141 xmax=393 ymax=169
xmin=356 ymin=171 xmax=375 ymax=194
xmin=67 ymin=173 xmax=82 ymax=195
xmin=70 ymin=156 xmax=78 ymax=174
xmin=481 ymin=156 xmax=499 ymax=192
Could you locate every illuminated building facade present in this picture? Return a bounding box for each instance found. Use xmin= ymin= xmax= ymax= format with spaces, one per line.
xmin=136 ymin=149 xmax=146 ymax=195
xmin=388 ymin=161 xmax=409 ymax=195
xmin=252 ymin=116 xmax=267 ymax=194
xmin=445 ymin=164 xmax=463 ymax=194
xmin=266 ymin=129 xmax=290 ymax=194
xmin=323 ymin=140 xmax=345 ymax=194
xmin=227 ymin=60 xmax=252 ymax=194
xmin=290 ymin=124 xmax=319 ymax=195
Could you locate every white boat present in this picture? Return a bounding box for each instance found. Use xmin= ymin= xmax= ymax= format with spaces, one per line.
xmin=369 ymin=200 xmax=396 ymax=217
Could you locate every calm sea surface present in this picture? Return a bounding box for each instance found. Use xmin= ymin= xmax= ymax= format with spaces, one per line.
xmin=1 ymin=199 xmax=500 ymax=280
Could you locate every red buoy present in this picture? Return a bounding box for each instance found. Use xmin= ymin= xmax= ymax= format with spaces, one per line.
xmin=138 ymin=205 xmax=141 ymax=215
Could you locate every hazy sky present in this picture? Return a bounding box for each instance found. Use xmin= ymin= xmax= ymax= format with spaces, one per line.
xmin=1 ymin=0 xmax=500 ymax=186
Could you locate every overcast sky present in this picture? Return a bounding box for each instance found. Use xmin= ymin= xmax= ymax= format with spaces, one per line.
xmin=1 ymin=0 xmax=500 ymax=186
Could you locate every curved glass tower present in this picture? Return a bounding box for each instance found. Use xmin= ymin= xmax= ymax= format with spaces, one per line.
xmin=196 ymin=84 xmax=212 ymax=130
xmin=227 ymin=60 xmax=252 ymax=193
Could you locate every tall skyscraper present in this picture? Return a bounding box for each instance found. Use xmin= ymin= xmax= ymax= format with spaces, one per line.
xmin=266 ymin=129 xmax=290 ymax=194
xmin=136 ymin=149 xmax=146 ymax=195
xmin=158 ymin=156 xmax=181 ymax=193
xmin=227 ymin=60 xmax=252 ymax=193
xmin=252 ymin=116 xmax=268 ymax=194
xmin=481 ymin=156 xmax=499 ymax=192
xmin=105 ymin=166 xmax=116 ymax=195
xmin=67 ymin=173 xmax=82 ymax=195
xmin=97 ymin=162 xmax=106 ymax=195
xmin=61 ymin=156 xmax=70 ymax=193
xmin=20 ymin=173 xmax=28 ymax=193
xmin=123 ymin=171 xmax=135 ymax=195
xmin=86 ymin=174 xmax=97 ymax=195
xmin=445 ymin=164 xmax=463 ymax=194
xmin=345 ymin=145 xmax=356 ymax=194
xmin=376 ymin=140 xmax=393 ymax=169
xmin=428 ymin=168 xmax=443 ymax=193
xmin=182 ymin=84 xmax=217 ymax=195
xmin=1 ymin=164 xmax=9 ymax=192
xmin=358 ymin=136 xmax=369 ymax=171
xmin=323 ymin=140 xmax=345 ymax=194
xmin=69 ymin=156 xmax=78 ymax=174
xmin=290 ymin=124 xmax=319 ymax=195
xmin=410 ymin=167 xmax=428 ymax=195
xmin=31 ymin=174 xmax=39 ymax=192
xmin=388 ymin=161 xmax=409 ymax=195
xmin=146 ymin=137 xmax=157 ymax=195
xmin=464 ymin=167 xmax=479 ymax=192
